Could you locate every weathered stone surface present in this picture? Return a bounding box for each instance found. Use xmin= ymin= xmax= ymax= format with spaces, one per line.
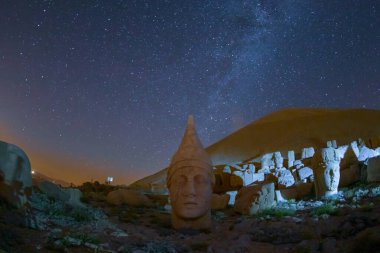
xmin=358 ymin=146 xmax=379 ymax=163
xmin=223 ymin=166 xmax=231 ymax=173
xmin=340 ymin=164 xmax=360 ymax=187
xmin=167 ymin=116 xmax=214 ymax=230
xmin=234 ymin=183 xmax=275 ymax=215
xmin=230 ymin=172 xmax=244 ymax=188
xmin=298 ymin=167 xmax=314 ymax=181
xmin=327 ymin=140 xmax=337 ymax=148
xmin=288 ymin=151 xmax=295 ymax=167
xmin=38 ymin=181 xmax=85 ymax=207
xmin=226 ymin=190 xmax=238 ymax=205
xmin=106 ymin=189 xmax=153 ymax=207
xmin=367 ymin=156 xmax=380 ymax=182
xmin=294 ymin=160 xmax=304 ymax=169
xmin=261 ymin=153 xmax=274 ymax=171
xmin=302 ymin=147 xmax=315 ymax=159
xmin=66 ymin=188 xmax=85 ymax=207
xmin=274 ymin=152 xmax=284 ymax=168
xmin=295 ymin=182 xmax=313 ymax=199
xmin=339 ymin=145 xmax=358 ymax=170
xmin=277 ymin=188 xmax=297 ymax=200
xmin=211 ymin=193 xmax=230 ymax=210
xmin=0 ymin=141 xmax=32 ymax=207
xmin=277 ymin=169 xmax=295 ymax=188
xmin=314 ymin=147 xmax=341 ymax=198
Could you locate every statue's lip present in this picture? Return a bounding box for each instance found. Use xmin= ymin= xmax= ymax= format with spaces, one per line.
xmin=184 ymin=202 xmax=198 ymax=205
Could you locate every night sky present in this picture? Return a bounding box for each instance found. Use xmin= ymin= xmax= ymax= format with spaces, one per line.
xmin=0 ymin=1 xmax=379 ymax=185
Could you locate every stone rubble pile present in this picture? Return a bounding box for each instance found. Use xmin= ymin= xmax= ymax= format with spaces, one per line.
xmin=213 ymin=137 xmax=380 ymax=215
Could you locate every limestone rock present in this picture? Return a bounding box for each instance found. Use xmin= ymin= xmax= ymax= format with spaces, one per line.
xmin=277 ymin=169 xmax=295 ymax=188
xmin=367 ymin=156 xmax=380 ymax=182
xmin=0 ymin=141 xmax=32 ymax=207
xmin=261 ymin=153 xmax=274 ymax=171
xmin=298 ymin=167 xmax=314 ymax=181
xmin=274 ymin=152 xmax=284 ymax=168
xmin=358 ymin=146 xmax=379 ymax=163
xmin=211 ymin=193 xmax=230 ymax=210
xmin=234 ymin=183 xmax=275 ymax=215
xmin=288 ymin=151 xmax=295 ymax=167
xmin=302 ymin=147 xmax=315 ymax=159
xmin=226 ymin=190 xmax=238 ymax=205
xmin=106 ymin=189 xmax=154 ymax=207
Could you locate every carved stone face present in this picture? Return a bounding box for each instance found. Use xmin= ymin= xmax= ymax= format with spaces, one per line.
xmin=169 ymin=166 xmax=212 ymax=219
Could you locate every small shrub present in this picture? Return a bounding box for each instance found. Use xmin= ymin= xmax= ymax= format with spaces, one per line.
xmin=257 ymin=208 xmax=296 ymax=218
xmin=312 ymin=203 xmax=338 ymax=216
xmin=361 ymin=202 xmax=374 ymax=212
xmin=190 ymin=242 xmax=209 ymax=251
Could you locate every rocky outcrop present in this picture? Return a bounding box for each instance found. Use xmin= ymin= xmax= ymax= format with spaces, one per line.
xmin=38 ymin=181 xmax=84 ymax=207
xmin=0 ymin=141 xmax=32 ymax=207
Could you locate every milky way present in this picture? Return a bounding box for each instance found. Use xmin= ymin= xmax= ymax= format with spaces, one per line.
xmin=0 ymin=1 xmax=379 ymax=184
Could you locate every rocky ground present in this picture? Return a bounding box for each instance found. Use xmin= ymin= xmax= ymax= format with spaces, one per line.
xmin=1 ymin=182 xmax=380 ymax=253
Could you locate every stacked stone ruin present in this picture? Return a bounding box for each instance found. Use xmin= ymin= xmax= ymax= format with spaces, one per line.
xmin=212 ymin=137 xmax=380 ymax=215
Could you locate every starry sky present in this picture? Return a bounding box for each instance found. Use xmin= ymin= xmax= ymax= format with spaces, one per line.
xmin=0 ymin=0 xmax=379 ymax=185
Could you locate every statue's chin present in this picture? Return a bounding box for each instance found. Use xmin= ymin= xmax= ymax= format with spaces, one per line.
xmin=175 ymin=207 xmax=207 ymax=220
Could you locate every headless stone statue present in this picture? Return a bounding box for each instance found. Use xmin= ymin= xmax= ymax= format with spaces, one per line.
xmin=167 ymin=116 xmax=215 ymax=230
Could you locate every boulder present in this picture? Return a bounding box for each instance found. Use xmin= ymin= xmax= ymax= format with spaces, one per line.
xmin=277 ymin=169 xmax=295 ymax=188
xmin=211 ymin=193 xmax=230 ymax=210
xmin=0 ymin=141 xmax=32 ymax=207
xmin=367 ymin=156 xmax=380 ymax=182
xmin=297 ymin=167 xmax=314 ymax=181
xmin=234 ymin=183 xmax=275 ymax=215
xmin=106 ymin=189 xmax=154 ymax=207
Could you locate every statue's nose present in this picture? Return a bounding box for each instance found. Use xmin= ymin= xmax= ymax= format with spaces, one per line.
xmin=182 ymin=180 xmax=196 ymax=196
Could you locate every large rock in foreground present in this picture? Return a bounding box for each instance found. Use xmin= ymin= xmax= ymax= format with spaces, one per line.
xmin=0 ymin=141 xmax=32 ymax=207
xmin=234 ymin=182 xmax=275 ymax=215
xmin=106 ymin=189 xmax=154 ymax=207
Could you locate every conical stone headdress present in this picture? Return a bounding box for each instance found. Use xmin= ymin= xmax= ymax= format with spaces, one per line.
xmin=167 ymin=115 xmax=214 ymax=187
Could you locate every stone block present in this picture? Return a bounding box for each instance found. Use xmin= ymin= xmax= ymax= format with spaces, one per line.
xmin=234 ymin=183 xmax=275 ymax=215
xmin=297 ymin=167 xmax=314 ymax=181
xmin=367 ymin=156 xmax=380 ymax=182
xmin=211 ymin=193 xmax=230 ymax=210
xmin=226 ymin=191 xmax=238 ymax=205
xmin=339 ymin=164 xmax=360 ymax=187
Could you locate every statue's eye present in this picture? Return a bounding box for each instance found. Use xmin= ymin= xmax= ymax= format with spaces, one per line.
xmin=176 ymin=175 xmax=187 ymax=184
xmin=194 ymin=174 xmax=207 ymax=184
